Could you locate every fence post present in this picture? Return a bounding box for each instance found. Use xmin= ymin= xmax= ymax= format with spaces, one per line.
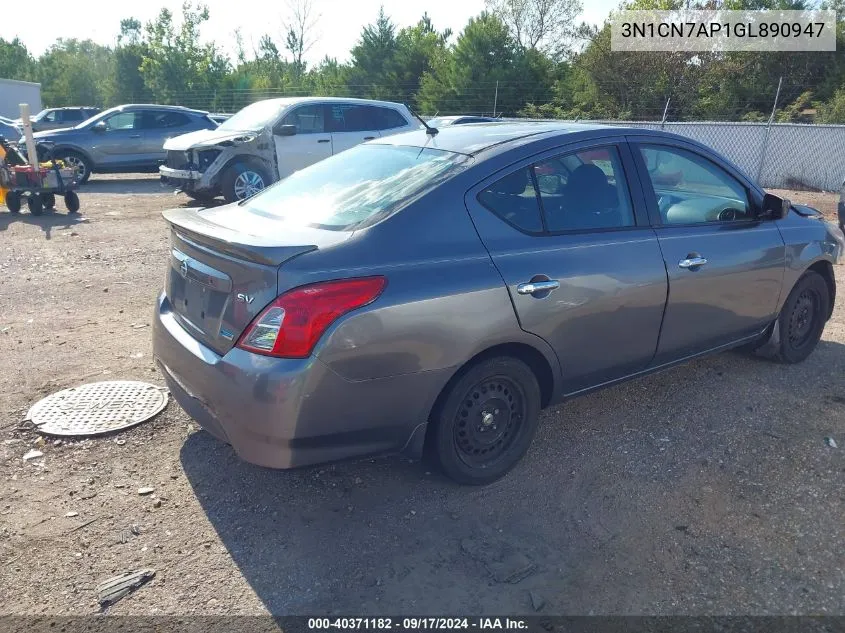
xmin=756 ymin=76 xmax=782 ymax=184
xmin=661 ymin=98 xmax=670 ymax=129
xmin=493 ymin=80 xmax=499 ymax=118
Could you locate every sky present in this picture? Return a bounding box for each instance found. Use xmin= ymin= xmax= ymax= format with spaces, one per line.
xmin=9 ymin=0 xmax=619 ymax=65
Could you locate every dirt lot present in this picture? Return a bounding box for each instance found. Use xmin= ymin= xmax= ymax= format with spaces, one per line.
xmin=1 ymin=176 xmax=844 ymax=616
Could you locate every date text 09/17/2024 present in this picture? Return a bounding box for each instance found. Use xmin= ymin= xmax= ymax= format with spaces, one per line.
xmin=307 ymin=618 xmax=529 ymax=630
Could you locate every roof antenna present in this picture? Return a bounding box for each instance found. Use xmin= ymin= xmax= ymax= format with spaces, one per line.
xmin=407 ymin=104 xmax=438 ymax=136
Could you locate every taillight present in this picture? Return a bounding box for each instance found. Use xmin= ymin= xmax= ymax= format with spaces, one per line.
xmin=236 ymin=277 xmax=386 ymax=358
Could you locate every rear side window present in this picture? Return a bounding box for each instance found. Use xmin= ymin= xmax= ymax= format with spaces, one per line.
xmin=282 ymin=105 xmax=325 ymax=133
xmin=328 ymin=104 xmax=380 ymax=133
xmin=63 ymin=110 xmax=84 ymax=122
xmin=638 ymin=145 xmax=751 ymax=224
xmin=534 ymin=146 xmax=635 ymax=232
xmin=144 ymin=111 xmax=191 ymax=129
xmin=376 ymin=107 xmax=408 ymax=130
xmin=478 ymin=167 xmax=543 ymax=233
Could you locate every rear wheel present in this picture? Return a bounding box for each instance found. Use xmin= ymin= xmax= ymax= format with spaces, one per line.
xmin=221 ymin=162 xmax=270 ymax=203
xmin=64 ymin=191 xmax=80 ymax=213
xmin=431 ymin=356 xmax=541 ymax=485
xmin=6 ymin=191 xmax=21 ymax=214
xmin=774 ymin=271 xmax=829 ymax=364
xmin=27 ymin=195 xmax=43 ymax=216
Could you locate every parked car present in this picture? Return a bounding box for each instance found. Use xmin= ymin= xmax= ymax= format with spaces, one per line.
xmin=0 ymin=115 xmax=21 ymax=142
xmin=160 ymin=97 xmax=420 ymax=202
xmin=427 ymin=115 xmax=499 ymax=127
xmin=18 ymin=107 xmax=101 ymax=132
xmin=152 ymin=122 xmax=843 ymax=485
xmin=839 ymin=177 xmax=845 ymax=233
xmin=207 ymin=113 xmax=230 ymax=125
xmin=23 ymin=104 xmax=217 ymax=183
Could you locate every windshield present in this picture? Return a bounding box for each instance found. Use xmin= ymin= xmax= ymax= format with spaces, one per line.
xmin=217 ymin=100 xmax=287 ymax=132
xmin=242 ymin=144 xmax=469 ymax=231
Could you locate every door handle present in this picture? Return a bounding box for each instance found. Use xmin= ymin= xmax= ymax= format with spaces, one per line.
xmin=517 ymin=280 xmax=560 ymax=295
xmin=317 ymin=139 xmax=330 ymax=143
xmin=363 ymin=136 xmax=376 ymax=141
xmin=678 ymin=256 xmax=708 ymax=269
xmin=129 ymin=134 xmax=141 ymax=139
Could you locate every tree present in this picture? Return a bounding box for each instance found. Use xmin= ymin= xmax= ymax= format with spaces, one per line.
xmin=485 ymin=0 xmax=583 ymax=59
xmin=347 ymin=8 xmax=400 ymax=100
xmin=816 ymin=89 xmax=845 ymax=124
xmin=0 ymin=38 xmax=35 ymax=82
xmin=38 ymin=39 xmax=114 ymax=107
xmin=283 ymin=0 xmax=319 ymax=78
xmin=112 ymin=18 xmax=151 ymax=104
xmin=140 ymin=2 xmax=229 ymax=109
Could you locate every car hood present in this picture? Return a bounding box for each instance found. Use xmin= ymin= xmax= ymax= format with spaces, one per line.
xmin=31 ymin=127 xmax=81 ymax=140
xmin=163 ymin=128 xmax=259 ymax=151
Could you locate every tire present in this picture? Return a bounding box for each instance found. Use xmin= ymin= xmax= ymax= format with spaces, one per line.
xmin=431 ymin=356 xmax=541 ymax=485
xmin=28 ymin=195 xmax=43 ymax=216
xmin=59 ymin=151 xmax=92 ymax=184
xmin=184 ymin=190 xmax=217 ymax=202
xmin=41 ymin=192 xmax=55 ymax=209
xmin=221 ymin=162 xmax=271 ymax=203
xmin=64 ymin=191 xmax=80 ymax=214
xmin=774 ymin=271 xmax=830 ymax=364
xmin=6 ymin=191 xmax=21 ymax=214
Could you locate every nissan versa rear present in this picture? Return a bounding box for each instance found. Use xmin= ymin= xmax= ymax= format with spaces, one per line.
xmin=153 ymin=123 xmax=842 ymax=485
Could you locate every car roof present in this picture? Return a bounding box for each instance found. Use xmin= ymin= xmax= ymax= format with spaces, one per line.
xmin=371 ymin=121 xmax=710 ymax=158
xmin=103 ymin=104 xmax=209 ymax=115
xmin=246 ymin=96 xmax=406 ymax=109
xmin=371 ymin=122 xmax=617 ymax=155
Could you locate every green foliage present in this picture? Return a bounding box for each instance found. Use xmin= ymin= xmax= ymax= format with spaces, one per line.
xmin=6 ymin=0 xmax=844 ymax=123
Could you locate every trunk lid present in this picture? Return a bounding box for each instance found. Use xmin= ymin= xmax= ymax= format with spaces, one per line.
xmin=162 ymin=205 xmax=350 ymax=355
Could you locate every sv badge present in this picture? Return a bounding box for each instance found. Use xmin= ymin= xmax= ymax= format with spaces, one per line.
xmin=236 ymin=293 xmax=254 ymax=304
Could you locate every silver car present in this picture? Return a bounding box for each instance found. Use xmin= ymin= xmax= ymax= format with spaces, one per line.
xmin=153 ymin=123 xmax=843 ymax=485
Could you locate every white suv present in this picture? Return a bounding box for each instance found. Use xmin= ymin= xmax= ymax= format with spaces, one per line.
xmin=160 ymin=97 xmax=421 ymax=202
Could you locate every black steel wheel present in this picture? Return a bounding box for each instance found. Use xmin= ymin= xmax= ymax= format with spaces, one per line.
xmin=41 ymin=192 xmax=55 ymax=209
xmin=776 ymin=271 xmax=829 ymax=364
xmin=5 ymin=191 xmax=21 ymax=214
xmin=431 ymin=356 xmax=541 ymax=485
xmin=27 ymin=195 xmax=43 ymax=216
xmin=64 ymin=191 xmax=80 ymax=214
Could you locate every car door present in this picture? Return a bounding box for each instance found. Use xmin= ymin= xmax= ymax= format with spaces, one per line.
xmin=464 ymin=139 xmax=669 ymax=395
xmin=90 ymin=111 xmax=145 ymax=166
xmin=327 ymin=103 xmax=380 ymax=154
xmin=630 ymin=139 xmax=786 ymax=363
xmin=274 ymin=103 xmax=332 ymax=179
xmin=141 ymin=110 xmax=194 ymax=163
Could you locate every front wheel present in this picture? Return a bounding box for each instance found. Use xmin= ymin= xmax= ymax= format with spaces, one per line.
xmin=431 ymin=356 xmax=541 ymax=485
xmin=221 ymin=162 xmax=271 ymax=203
xmin=6 ymin=191 xmax=21 ymax=214
xmin=59 ymin=152 xmax=92 ymax=184
xmin=775 ymin=271 xmax=830 ymax=364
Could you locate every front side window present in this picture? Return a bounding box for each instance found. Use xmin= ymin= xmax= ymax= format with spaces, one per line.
xmin=242 ymin=145 xmax=468 ymax=231
xmin=103 ymin=112 xmax=140 ymax=130
xmin=42 ymin=111 xmax=59 ymax=122
xmin=282 ymin=105 xmax=325 ymax=134
xmin=534 ymin=146 xmax=635 ymax=232
xmin=639 ymin=145 xmax=751 ymax=224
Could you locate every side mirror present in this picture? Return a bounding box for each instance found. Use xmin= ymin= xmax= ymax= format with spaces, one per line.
xmin=761 ymin=193 xmax=790 ymax=220
xmin=274 ymin=124 xmax=297 ymax=137
xmin=91 ymin=121 xmax=107 ymax=133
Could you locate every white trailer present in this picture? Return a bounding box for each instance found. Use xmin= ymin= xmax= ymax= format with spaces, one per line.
xmin=0 ymin=78 xmax=42 ymax=119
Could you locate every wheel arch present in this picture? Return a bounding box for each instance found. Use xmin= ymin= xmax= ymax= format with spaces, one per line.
xmin=807 ymin=259 xmax=836 ymax=320
xmin=418 ymin=341 xmax=557 ymax=459
xmin=51 ymin=144 xmax=94 ymax=165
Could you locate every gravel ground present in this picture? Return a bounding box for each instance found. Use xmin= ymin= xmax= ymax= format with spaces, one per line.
xmin=1 ymin=175 xmax=844 ymax=616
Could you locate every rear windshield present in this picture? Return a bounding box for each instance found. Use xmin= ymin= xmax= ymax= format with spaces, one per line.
xmin=242 ymin=145 xmax=470 ymax=231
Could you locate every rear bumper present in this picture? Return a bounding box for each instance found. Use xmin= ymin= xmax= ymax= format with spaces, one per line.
xmin=152 ymin=292 xmax=447 ymax=469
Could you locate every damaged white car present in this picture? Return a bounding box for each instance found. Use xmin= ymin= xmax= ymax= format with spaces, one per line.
xmin=159 ymin=97 xmax=420 ymax=202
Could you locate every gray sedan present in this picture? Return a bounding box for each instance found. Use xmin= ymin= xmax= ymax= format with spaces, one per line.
xmin=152 ymin=123 xmax=843 ymax=485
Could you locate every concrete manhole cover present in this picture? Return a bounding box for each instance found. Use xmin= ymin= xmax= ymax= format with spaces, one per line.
xmin=26 ymin=381 xmax=168 ymax=437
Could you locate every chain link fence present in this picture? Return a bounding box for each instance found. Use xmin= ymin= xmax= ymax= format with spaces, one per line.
xmin=525 ymin=120 xmax=844 ymax=191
